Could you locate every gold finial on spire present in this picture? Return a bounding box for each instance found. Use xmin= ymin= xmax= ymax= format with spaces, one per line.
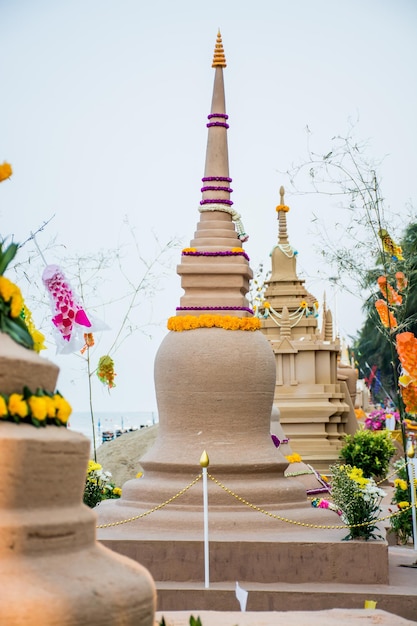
xmin=212 ymin=30 xmax=227 ymax=68
xmin=276 ymin=185 xmax=289 ymax=243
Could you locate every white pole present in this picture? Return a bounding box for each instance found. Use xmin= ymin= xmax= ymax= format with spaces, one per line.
xmin=200 ymin=450 xmax=210 ymax=589
xmin=407 ymin=452 xmax=417 ymax=553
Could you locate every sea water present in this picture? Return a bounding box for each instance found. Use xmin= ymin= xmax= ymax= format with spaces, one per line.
xmin=68 ymin=410 xmax=158 ymax=449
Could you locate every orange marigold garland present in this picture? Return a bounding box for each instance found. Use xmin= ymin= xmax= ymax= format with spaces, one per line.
xmin=97 ymin=355 xmax=116 ymax=389
xmin=374 ymin=299 xmax=397 ymax=329
xmin=377 ymin=276 xmax=402 ymax=305
xmin=396 ymin=332 xmax=417 ymax=380
xmin=167 ymin=314 xmax=261 ymax=332
xmin=395 ymin=271 xmax=408 ymax=291
xmin=400 ymin=382 xmax=417 ymax=415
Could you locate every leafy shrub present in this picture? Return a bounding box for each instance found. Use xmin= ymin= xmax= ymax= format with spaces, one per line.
xmin=339 ymin=429 xmax=396 ymax=479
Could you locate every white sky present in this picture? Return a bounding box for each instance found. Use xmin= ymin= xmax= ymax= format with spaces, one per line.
xmin=1 ymin=0 xmax=416 ymax=413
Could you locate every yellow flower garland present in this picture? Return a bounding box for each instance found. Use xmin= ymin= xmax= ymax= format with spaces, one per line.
xmin=275 ymin=204 xmax=290 ymax=213
xmin=167 ymin=314 xmax=261 ymax=332
xmin=0 ymin=389 xmax=72 ymax=426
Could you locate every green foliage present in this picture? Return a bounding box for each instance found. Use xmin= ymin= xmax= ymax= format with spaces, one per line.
xmin=330 ymin=463 xmax=386 ymax=541
xmin=389 ymin=459 xmax=414 ymax=545
xmin=354 ymin=221 xmax=417 ymax=403
xmin=339 ymin=429 xmax=396 ymax=479
xmin=0 ymin=240 xmax=34 ymax=350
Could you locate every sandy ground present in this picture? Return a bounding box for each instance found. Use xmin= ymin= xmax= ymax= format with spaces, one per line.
xmin=97 ymin=425 xmax=158 ymax=486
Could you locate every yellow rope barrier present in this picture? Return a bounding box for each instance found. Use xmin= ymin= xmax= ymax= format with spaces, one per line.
xmin=96 ymin=474 xmax=201 ymax=529
xmin=95 ymin=467 xmax=415 ymax=531
xmin=207 ymin=473 xmax=416 ymax=530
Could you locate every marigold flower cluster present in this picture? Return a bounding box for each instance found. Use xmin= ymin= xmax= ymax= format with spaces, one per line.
xmin=0 ymin=389 xmax=72 ymax=426
xmin=167 ymin=314 xmax=261 ymax=332
xmin=285 ymin=453 xmax=302 ymax=464
xmin=97 ymin=355 xmax=117 ymax=389
xmin=22 ymin=304 xmax=46 ymax=353
xmin=396 ymin=331 xmax=417 ymax=414
xmin=0 ymin=275 xmax=24 ymax=318
xmin=395 ymin=271 xmax=407 ymax=291
xmin=275 ymin=204 xmax=290 ymax=213
xmin=375 ymin=298 xmax=397 ymax=329
xmin=377 ymin=276 xmax=402 ymax=305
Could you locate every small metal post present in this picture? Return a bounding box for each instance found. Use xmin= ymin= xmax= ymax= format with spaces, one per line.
xmin=200 ymin=450 xmax=210 ymax=589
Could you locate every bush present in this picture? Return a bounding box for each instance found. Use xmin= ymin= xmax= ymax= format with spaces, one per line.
xmin=339 ymin=429 xmax=396 ymax=479
xmin=389 ymin=459 xmax=414 ymax=545
xmin=83 ymin=460 xmax=122 ymax=508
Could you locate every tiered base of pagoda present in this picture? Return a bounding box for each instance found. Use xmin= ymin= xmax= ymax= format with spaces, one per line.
xmin=97 ymin=499 xmax=389 ymax=587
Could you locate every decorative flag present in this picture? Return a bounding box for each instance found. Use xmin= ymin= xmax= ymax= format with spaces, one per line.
xmin=378 ymin=229 xmax=404 ymax=261
xmin=42 ymin=264 xmax=108 ymax=354
xmin=235 ymin=581 xmax=248 ymax=612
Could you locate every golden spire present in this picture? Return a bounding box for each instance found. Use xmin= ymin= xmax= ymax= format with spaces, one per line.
xmin=277 ymin=186 xmax=289 ymax=244
xmin=212 ymin=30 xmax=227 ymax=68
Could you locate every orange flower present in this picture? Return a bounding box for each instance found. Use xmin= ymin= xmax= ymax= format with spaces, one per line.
xmin=397 ymin=333 xmax=417 ymax=375
xmin=401 ymin=382 xmax=417 ymax=415
xmin=0 ymin=162 xmax=12 ymax=182
xmin=377 ymin=276 xmax=402 ymax=305
xmin=375 ymin=299 xmax=397 ymax=329
xmin=80 ymin=332 xmax=95 ymax=354
xmin=275 ymin=204 xmax=290 ymax=213
xmin=395 ymin=272 xmax=408 ymax=291
xmin=396 ymin=332 xmax=417 ymax=380
xmin=167 ymin=314 xmax=261 ymax=332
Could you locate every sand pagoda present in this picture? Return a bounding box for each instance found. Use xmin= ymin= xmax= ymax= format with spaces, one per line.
xmin=96 ymin=32 xmax=388 ymax=607
xmin=259 ymin=189 xmax=357 ymax=469
xmin=0 ymin=304 xmax=155 ymax=623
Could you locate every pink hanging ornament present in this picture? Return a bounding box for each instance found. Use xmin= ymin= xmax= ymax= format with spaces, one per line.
xmin=42 ymin=265 xmax=106 ymax=354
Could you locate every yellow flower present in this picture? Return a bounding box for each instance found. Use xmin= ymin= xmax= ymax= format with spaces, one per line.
xmin=22 ymin=305 xmax=46 ymax=352
xmin=53 ymin=394 xmax=72 ymax=424
xmin=31 ymin=329 xmax=47 ymax=353
xmin=10 ymin=292 xmax=23 ymax=318
xmin=394 ymin=478 xmax=408 ymax=491
xmin=182 ymin=247 xmax=197 ymax=253
xmin=8 ymin=393 xmax=29 ymax=418
xmin=27 ymin=396 xmax=48 ymax=421
xmin=275 ymin=204 xmax=290 ymax=213
xmin=0 ymin=276 xmax=19 ymax=302
xmin=88 ymin=460 xmax=102 ymax=473
xmin=399 ymin=373 xmax=413 ymax=387
xmin=299 ymin=300 xmax=308 ymax=309
xmin=263 ymin=302 xmax=271 ymax=309
xmin=398 ymin=501 xmax=410 ymax=510
xmin=285 ymin=453 xmax=302 ymax=463
xmin=136 ymin=471 xmax=143 ymax=478
xmin=44 ymin=396 xmax=56 ymax=418
xmin=113 ymin=487 xmax=122 ymax=496
xmin=0 ymin=162 xmax=12 ymax=182
xmin=0 ymin=396 xmax=8 ymax=418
